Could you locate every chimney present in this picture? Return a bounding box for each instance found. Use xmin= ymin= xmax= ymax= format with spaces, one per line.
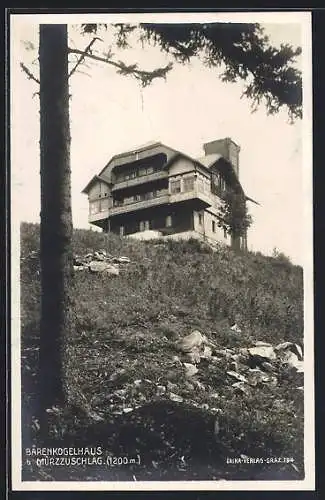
xmin=203 ymin=137 xmax=240 ymax=178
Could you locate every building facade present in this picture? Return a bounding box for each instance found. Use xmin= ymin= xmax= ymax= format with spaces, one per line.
xmin=82 ymin=138 xmax=256 ymax=249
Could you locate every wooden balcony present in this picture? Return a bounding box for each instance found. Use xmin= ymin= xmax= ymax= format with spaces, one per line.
xmin=88 ymin=186 xmax=213 ymax=223
xmin=111 ymin=170 xmax=167 ymax=191
xmin=169 ymin=189 xmax=211 ymax=207
xmin=108 ymin=193 xmax=170 ymax=216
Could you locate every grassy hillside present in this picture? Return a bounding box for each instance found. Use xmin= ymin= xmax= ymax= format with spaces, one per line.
xmin=20 ymin=222 xmax=304 ymax=481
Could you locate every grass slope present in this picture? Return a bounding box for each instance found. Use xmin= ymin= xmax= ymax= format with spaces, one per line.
xmin=20 ymin=222 xmax=304 ymax=481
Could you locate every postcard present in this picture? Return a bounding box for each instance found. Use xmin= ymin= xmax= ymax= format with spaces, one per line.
xmin=10 ymin=10 xmax=314 ymax=491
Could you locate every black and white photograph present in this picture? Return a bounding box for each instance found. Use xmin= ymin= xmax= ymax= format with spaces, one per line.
xmin=10 ymin=11 xmax=314 ymax=491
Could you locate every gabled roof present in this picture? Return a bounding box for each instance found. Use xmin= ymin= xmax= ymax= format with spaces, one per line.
xmin=196 ymin=153 xmax=223 ymax=168
xmin=81 ymin=175 xmax=111 ymax=194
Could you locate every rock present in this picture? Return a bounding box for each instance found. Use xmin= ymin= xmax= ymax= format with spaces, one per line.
xmin=246 ymin=368 xmax=271 ymax=386
xmin=156 ymin=385 xmax=166 ymax=396
xmin=183 ymin=362 xmax=199 ymax=377
xmin=230 ymin=323 xmax=242 ymax=333
xmin=184 ymin=381 xmax=195 ymax=391
xmin=185 ymin=348 xmax=201 ymax=364
xmin=232 ymin=381 xmax=251 ymax=397
xmin=248 ymin=345 xmax=276 ymax=361
xmin=169 ymin=392 xmax=184 ymax=403
xmin=167 ymin=381 xmax=178 ymax=391
xmin=123 ymin=408 xmax=134 ymax=413
xmin=254 ymin=341 xmax=273 ymax=347
xmin=73 ymin=265 xmax=87 ymax=271
xmin=175 ymin=330 xmax=205 ymax=353
xmin=201 ymin=345 xmax=213 ymax=359
xmin=275 ymin=341 xmax=294 ymax=351
xmin=282 ymin=351 xmax=304 ymax=372
xmin=93 ymin=252 xmax=105 ymax=261
xmin=193 ymin=380 xmax=205 ymax=391
xmin=227 ymin=370 xmax=248 ymax=383
xmin=275 ymin=342 xmax=303 ymax=361
xmin=260 ymin=361 xmax=275 ymax=372
xmin=89 ymin=261 xmax=119 ymax=275
xmin=295 ymin=344 xmax=303 ymax=360
xmin=117 ymin=256 xmax=131 ymax=264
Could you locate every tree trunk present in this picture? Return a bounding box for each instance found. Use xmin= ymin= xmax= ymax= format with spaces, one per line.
xmin=39 ymin=24 xmax=73 ymax=419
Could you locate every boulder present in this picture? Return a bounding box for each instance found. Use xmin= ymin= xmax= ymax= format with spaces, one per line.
xmin=254 ymin=341 xmax=273 ymax=347
xmin=183 ymin=362 xmax=199 ymax=377
xmin=175 ymin=330 xmax=206 ymax=353
xmin=281 ymin=351 xmax=304 ymax=373
xmin=117 ymin=256 xmax=131 ymax=264
xmin=201 ymin=345 xmax=213 ymax=359
xmin=156 ymin=385 xmax=166 ymax=396
xmin=227 ymin=370 xmax=248 ymax=383
xmin=230 ymin=323 xmax=242 ymax=333
xmin=89 ymin=261 xmax=119 ymax=275
xmin=246 ymin=368 xmax=272 ymax=386
xmin=185 ymin=348 xmax=201 ymax=364
xmin=275 ymin=342 xmax=303 ymax=361
xmin=169 ymin=392 xmax=184 ymax=403
xmin=260 ymin=361 xmax=275 ymax=373
xmin=248 ymin=345 xmax=276 ymax=361
xmin=93 ymin=252 xmax=105 ymax=261
xmin=232 ymin=381 xmax=251 ymax=397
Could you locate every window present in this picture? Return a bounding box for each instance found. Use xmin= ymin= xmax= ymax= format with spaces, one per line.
xmin=120 ymin=226 xmax=125 ymax=237
xmin=170 ymin=179 xmax=181 ymax=194
xmin=144 ymin=220 xmax=150 ymax=231
xmin=198 ymin=213 xmax=203 ymax=225
xmin=90 ymin=201 xmax=100 ymax=215
xmin=100 ymin=199 xmax=109 ymax=211
xmin=223 ymin=227 xmax=227 ymax=239
xmin=183 ymin=176 xmax=194 ymax=192
xmin=139 ymin=221 xmax=145 ymax=232
xmin=212 ymin=220 xmax=216 ymax=232
xmin=166 ymin=215 xmax=172 ymax=227
xmin=197 ymin=178 xmax=204 ymax=192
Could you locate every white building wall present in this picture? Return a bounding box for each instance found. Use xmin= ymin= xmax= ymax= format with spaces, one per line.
xmin=193 ymin=209 xmax=230 ymax=246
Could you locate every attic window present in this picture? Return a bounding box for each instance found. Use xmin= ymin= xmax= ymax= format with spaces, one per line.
xmin=212 ymin=220 xmax=216 ymax=232
xmin=198 ymin=213 xmax=203 ymax=225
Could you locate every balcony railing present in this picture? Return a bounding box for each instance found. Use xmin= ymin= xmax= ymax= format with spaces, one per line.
xmin=109 ymin=191 xmax=170 ymax=216
xmin=112 ymin=170 xmax=167 ymax=191
xmin=88 ymin=184 xmax=214 ymax=222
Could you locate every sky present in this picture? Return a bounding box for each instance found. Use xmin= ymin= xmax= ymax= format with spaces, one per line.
xmin=10 ymin=12 xmax=313 ymax=266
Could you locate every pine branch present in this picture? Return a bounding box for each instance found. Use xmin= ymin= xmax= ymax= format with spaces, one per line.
xmin=68 ymin=47 xmax=173 ymax=87
xmin=68 ymin=37 xmax=102 ymax=78
xmin=20 ymin=62 xmax=40 ymax=84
